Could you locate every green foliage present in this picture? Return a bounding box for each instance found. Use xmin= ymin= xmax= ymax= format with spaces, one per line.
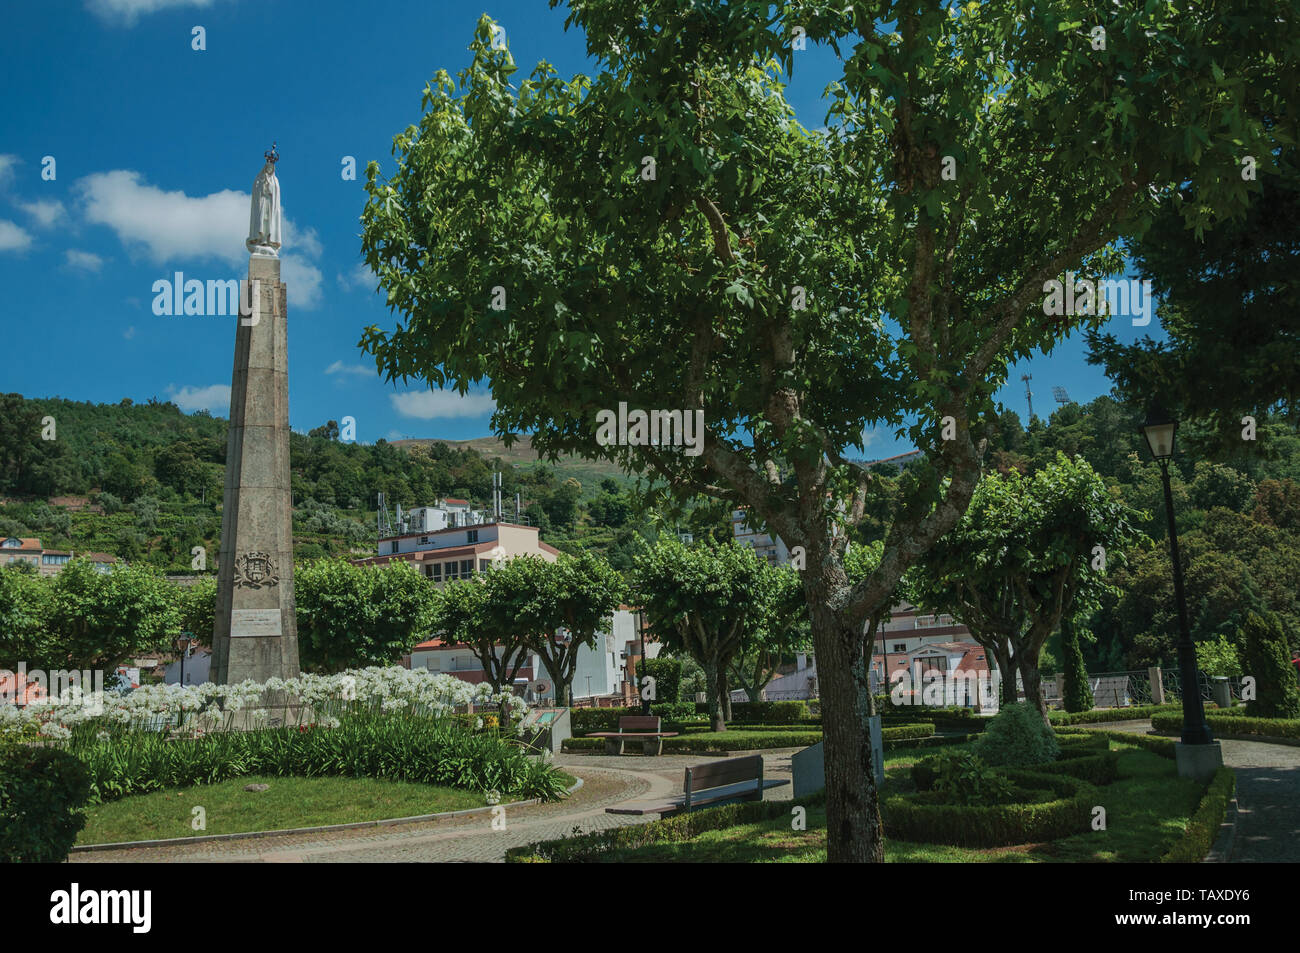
xmin=883 ymin=770 xmax=1094 ymax=848
xmin=973 ymin=702 xmax=1061 ymax=767
xmin=296 ymin=558 xmax=437 ymax=673
xmin=0 ymin=563 xmax=55 ymax=669
xmin=481 ymin=552 xmax=623 ymax=705
xmin=1061 ymin=618 xmax=1095 ymax=713
xmin=640 ymin=657 xmax=682 ymax=704
xmin=1153 ymin=711 xmax=1300 ymax=740
xmin=727 ymin=700 xmax=811 ymax=724
xmin=45 ymin=558 xmax=181 ymax=671
xmin=1238 ymin=611 xmax=1300 ymax=718
xmin=928 ymin=751 xmax=1016 ymax=806
xmin=71 ymin=710 xmax=566 ymax=805
xmin=1196 ymin=634 xmax=1244 ymax=677
xmin=1160 ymin=768 xmax=1237 ymax=864
xmin=0 ymin=746 xmax=91 ymax=862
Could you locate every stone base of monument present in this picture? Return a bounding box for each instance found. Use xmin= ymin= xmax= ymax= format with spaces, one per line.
xmin=1175 ymin=740 xmax=1224 ymax=782
xmin=790 ymin=715 xmax=884 ymax=798
xmin=219 ymin=697 xmax=316 ymax=731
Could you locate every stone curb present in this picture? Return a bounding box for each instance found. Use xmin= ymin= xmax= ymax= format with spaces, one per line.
xmin=70 ymin=777 xmax=584 ymax=853
xmin=1203 ymin=795 xmax=1239 ymax=863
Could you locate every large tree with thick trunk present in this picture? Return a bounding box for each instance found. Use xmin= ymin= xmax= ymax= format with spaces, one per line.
xmin=359 ymin=1 xmax=1293 ymax=861
xmin=913 ymin=454 xmax=1146 ymax=725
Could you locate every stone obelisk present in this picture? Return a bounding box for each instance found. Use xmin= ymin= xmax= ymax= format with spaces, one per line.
xmin=211 ymin=144 xmax=300 ymax=684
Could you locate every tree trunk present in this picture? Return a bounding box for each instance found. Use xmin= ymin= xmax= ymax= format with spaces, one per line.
xmin=719 ymin=669 xmax=733 ymax=723
xmin=991 ymin=643 xmax=1017 ymax=706
xmin=702 ymin=658 xmax=725 ymax=731
xmin=1016 ymin=649 xmax=1050 ymax=728
xmin=807 ymin=585 xmax=883 ymax=863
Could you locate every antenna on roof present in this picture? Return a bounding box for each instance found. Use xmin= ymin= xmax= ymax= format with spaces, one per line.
xmin=1022 ymin=374 xmax=1035 ymax=424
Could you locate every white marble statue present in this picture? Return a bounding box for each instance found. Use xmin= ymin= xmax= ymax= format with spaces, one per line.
xmin=247 ymin=157 xmax=282 ymax=256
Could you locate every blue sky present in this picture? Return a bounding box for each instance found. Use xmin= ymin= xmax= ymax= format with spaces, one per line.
xmin=1 ymin=0 xmax=1161 ymax=459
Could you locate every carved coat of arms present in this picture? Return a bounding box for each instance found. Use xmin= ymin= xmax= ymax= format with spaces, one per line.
xmin=234 ymin=551 xmax=279 ymax=588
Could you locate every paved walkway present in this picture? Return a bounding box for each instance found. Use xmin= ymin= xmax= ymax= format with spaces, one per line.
xmin=70 ymin=750 xmax=797 ymax=864
xmin=1084 ymin=720 xmax=1300 ymax=863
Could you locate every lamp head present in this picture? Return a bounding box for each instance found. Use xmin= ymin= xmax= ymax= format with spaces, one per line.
xmin=1140 ymin=405 xmax=1178 ymax=460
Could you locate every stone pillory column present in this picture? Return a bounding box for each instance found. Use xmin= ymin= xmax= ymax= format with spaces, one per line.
xmin=211 ymin=143 xmax=300 ymax=684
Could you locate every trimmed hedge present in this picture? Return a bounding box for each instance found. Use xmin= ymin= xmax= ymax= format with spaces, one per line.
xmin=727 ymin=701 xmax=812 ymax=723
xmin=883 ymin=769 xmax=1096 ymax=847
xmin=1161 ymin=767 xmax=1236 ymax=863
xmin=883 ymin=724 xmax=935 ymax=742
xmin=639 ymin=658 xmax=682 ymax=705
xmin=563 ymin=730 xmax=823 ymax=753
xmin=569 ymin=705 xmax=707 ymax=734
xmin=506 ymin=792 xmax=826 ymax=862
xmin=886 ymin=733 xmax=980 ymax=752
xmin=0 ymin=745 xmax=91 ymax=863
xmin=1049 ymin=704 xmax=1181 ymax=726
xmin=1152 ymin=711 xmax=1300 ymax=741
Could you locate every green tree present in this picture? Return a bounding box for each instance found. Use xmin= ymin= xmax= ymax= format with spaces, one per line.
xmin=915 ymin=455 xmax=1147 ymax=725
xmin=295 ymin=559 xmax=437 ymax=673
xmin=0 ymin=565 xmax=55 ymax=670
xmin=482 ymin=552 xmax=624 ymax=706
xmin=1060 ymin=616 xmax=1095 ymax=714
xmin=432 ymin=576 xmax=532 ymax=698
xmin=1239 ymin=611 xmax=1300 ymax=719
xmin=46 ymin=559 xmax=180 ymax=671
xmin=358 ymin=1 xmax=1294 ymax=863
xmin=631 ymin=540 xmax=773 ymax=730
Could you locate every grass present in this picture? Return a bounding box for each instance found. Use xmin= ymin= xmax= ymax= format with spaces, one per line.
xmin=565 ymin=741 xmax=1200 ymax=863
xmin=76 ymin=774 xmax=524 ymax=846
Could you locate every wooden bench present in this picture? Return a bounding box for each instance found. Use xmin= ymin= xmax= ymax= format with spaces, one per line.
xmin=605 ymin=754 xmax=787 ymax=817
xmin=587 ymin=715 xmax=680 ymax=756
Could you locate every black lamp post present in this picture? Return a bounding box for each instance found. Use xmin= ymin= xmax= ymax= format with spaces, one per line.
xmin=175 ymin=632 xmax=193 ymax=686
xmin=1139 ymin=407 xmax=1213 ymax=746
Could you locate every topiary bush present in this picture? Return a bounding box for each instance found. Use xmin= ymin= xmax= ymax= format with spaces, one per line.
xmin=972 ymin=702 xmax=1060 ymax=767
xmin=1238 ymin=611 xmax=1300 ymax=719
xmin=0 ymin=745 xmax=91 ymax=862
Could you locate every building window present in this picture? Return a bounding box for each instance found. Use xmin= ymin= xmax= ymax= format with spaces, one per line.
xmin=419 ymin=536 xmax=429 ymax=544
xmin=479 ymin=559 xmax=490 ymax=572
xmin=389 ymin=541 xmax=399 ymax=554
xmin=892 ymin=643 xmax=906 ymax=653
xmin=445 ymin=561 xmax=460 ymax=580
xmin=431 ymin=563 xmax=442 ymax=582
xmin=917 ymin=657 xmax=947 ymax=675
xmin=460 ymin=559 xmax=474 ymax=577
xmin=466 ymin=529 xmax=479 ymax=543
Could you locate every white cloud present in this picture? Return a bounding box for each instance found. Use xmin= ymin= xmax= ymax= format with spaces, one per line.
xmin=280 ymin=254 xmax=323 ymax=309
xmin=325 ymin=360 xmax=373 ymax=378
xmin=167 ymin=383 xmax=231 ymax=414
xmin=861 ymin=425 xmax=884 ymax=449
xmin=0 ymin=220 xmax=32 ymax=252
xmin=390 ymin=389 xmax=496 ymax=420
xmin=66 ymin=249 xmax=105 ymax=272
xmin=385 ymin=429 xmax=406 ymax=441
xmin=18 ymin=199 xmax=65 ymax=229
xmin=338 ymin=264 xmax=373 ymax=291
xmin=86 ymin=0 xmax=226 ymax=27
xmin=77 ymin=169 xmax=324 ymax=309
xmin=0 ymin=155 xmax=18 ymax=188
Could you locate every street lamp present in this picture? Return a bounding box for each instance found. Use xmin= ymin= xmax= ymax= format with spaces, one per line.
xmin=174 ymin=632 xmax=193 ymax=686
xmin=1139 ymin=407 xmax=1221 ymax=775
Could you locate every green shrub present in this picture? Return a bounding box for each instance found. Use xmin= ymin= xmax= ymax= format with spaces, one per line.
xmin=1049 ymin=703 xmax=1181 ymax=725
xmin=70 ymin=711 xmax=568 ymax=804
xmin=1161 ymin=767 xmax=1236 ymax=863
xmin=639 ymin=658 xmax=682 ymax=704
xmin=884 ymin=771 xmax=1093 ymax=847
xmin=728 ymin=701 xmax=811 ymax=723
xmin=929 ymin=751 xmax=1016 ymax=806
xmin=972 ymin=702 xmax=1060 ymax=767
xmin=0 ymin=746 xmax=91 ymax=862
xmin=649 ymin=701 xmax=697 ymax=721
xmin=663 ymin=730 xmax=821 ymax=752
xmin=881 ymin=723 xmax=934 ymax=742
xmin=505 ymin=792 xmax=826 ymax=863
xmin=1061 ymin=621 xmax=1095 ymax=713
xmin=1239 ymin=611 xmax=1300 ymax=719
xmin=1152 ymin=711 xmax=1300 ymax=740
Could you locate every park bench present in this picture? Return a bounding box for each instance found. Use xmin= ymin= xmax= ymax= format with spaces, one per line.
xmin=587 ymin=715 xmax=680 ymax=756
xmin=605 ymin=754 xmax=786 ymax=817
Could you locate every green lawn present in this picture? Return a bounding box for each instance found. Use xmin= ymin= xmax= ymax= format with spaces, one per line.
xmin=78 ymin=775 xmax=509 ymax=845
xmin=575 ymin=742 xmax=1199 ymax=863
